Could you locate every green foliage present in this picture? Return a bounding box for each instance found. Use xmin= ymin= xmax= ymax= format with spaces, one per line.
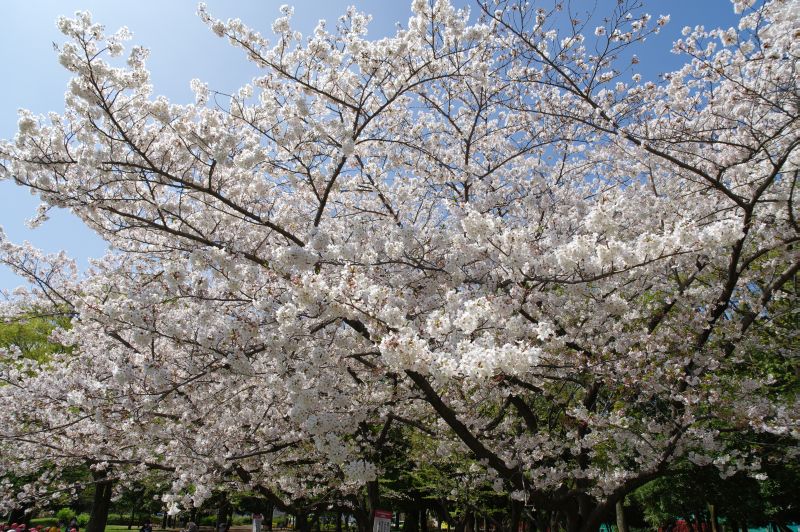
xmin=377 ymin=423 xmax=505 ymax=526
xmin=746 ymin=288 xmax=800 ymax=399
xmin=198 ymin=515 xmax=217 ymax=527
xmin=631 ymin=462 xmax=800 ymax=528
xmin=230 ymin=492 xmax=273 ymax=514
xmin=56 ymin=508 xmax=77 ymax=523
xmin=30 ymin=518 xmax=59 ymax=527
xmin=273 ymin=515 xmax=290 ymax=528
xmin=0 ymin=312 xmax=71 ymax=363
xmin=231 ymin=515 xmax=251 ymax=526
xmin=100 ymin=473 xmax=170 ymax=527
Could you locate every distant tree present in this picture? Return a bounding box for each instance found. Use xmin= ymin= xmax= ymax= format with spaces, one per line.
xmin=631 ymin=460 xmax=800 ymax=531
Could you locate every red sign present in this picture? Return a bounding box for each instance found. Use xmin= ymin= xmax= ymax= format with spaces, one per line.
xmin=373 ymin=510 xmax=393 ymax=532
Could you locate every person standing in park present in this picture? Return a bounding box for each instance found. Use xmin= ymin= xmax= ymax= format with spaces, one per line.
xmin=252 ymin=513 xmax=264 ymax=532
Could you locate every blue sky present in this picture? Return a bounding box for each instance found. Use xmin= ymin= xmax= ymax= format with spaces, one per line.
xmin=0 ymin=0 xmax=740 ymax=290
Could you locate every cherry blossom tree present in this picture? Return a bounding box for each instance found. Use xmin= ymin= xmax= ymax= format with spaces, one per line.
xmin=1 ymin=1 xmax=798 ymax=531
xmin=0 ymin=240 xmax=396 ymax=528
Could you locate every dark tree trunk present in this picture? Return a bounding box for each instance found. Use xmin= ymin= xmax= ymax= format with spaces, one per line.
xmin=549 ymin=510 xmax=560 ymax=532
xmin=216 ymin=496 xmax=230 ymax=529
xmin=463 ymin=512 xmax=474 ymax=532
xmin=615 ymin=499 xmax=628 ymax=532
xmin=419 ymin=509 xmax=428 ymax=532
xmin=565 ymin=510 xmax=580 ymax=532
xmin=87 ymin=471 xmax=115 ymax=532
xmin=534 ymin=511 xmax=548 ymax=532
xmin=367 ymin=480 xmax=380 ymax=532
xmin=707 ymin=504 xmax=718 ymax=532
xmin=524 ymin=513 xmax=536 ymax=532
xmin=429 ymin=502 xmax=449 ymax=532
xmin=403 ymin=511 xmax=419 ymax=532
xmin=354 ymin=510 xmax=370 ymax=532
xmin=265 ymin=502 xmax=274 ymax=532
xmin=296 ymin=511 xmax=311 ymax=532
xmin=510 ymin=502 xmax=522 ymax=532
xmin=337 ymin=512 xmax=343 ymax=532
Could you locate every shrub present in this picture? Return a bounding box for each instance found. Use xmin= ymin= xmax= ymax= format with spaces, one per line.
xmin=76 ymin=514 xmax=90 ymax=527
xmin=56 ymin=508 xmax=76 ymax=524
xmin=30 ymin=518 xmax=58 ymax=527
xmin=199 ymin=516 xmax=217 ymax=527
